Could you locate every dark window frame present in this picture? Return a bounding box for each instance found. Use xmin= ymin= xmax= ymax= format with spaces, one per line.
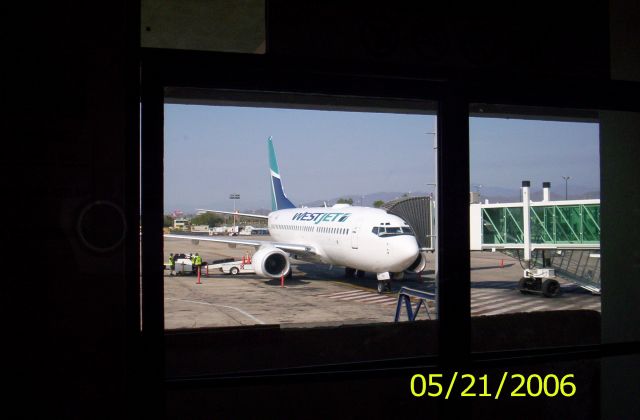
xmin=140 ymin=47 xmax=640 ymax=391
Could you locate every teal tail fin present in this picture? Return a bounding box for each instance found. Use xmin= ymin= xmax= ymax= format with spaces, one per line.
xmin=268 ymin=136 xmax=296 ymax=211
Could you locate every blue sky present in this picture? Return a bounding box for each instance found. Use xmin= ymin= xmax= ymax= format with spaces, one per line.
xmin=164 ymin=104 xmax=599 ymax=213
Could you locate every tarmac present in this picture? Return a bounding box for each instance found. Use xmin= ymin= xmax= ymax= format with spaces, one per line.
xmin=164 ymin=236 xmax=601 ymax=329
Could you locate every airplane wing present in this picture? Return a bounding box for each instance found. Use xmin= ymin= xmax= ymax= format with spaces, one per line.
xmin=196 ymin=208 xmax=269 ymax=219
xmin=164 ymin=234 xmax=316 ymax=255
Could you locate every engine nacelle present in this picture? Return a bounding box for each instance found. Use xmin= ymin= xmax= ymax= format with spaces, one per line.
xmin=252 ymin=247 xmax=290 ymax=278
xmin=405 ymin=250 xmax=428 ymax=273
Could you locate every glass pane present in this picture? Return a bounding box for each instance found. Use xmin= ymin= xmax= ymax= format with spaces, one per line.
xmin=163 ymin=101 xmax=438 ymax=330
xmin=469 ymin=104 xmax=601 ymax=351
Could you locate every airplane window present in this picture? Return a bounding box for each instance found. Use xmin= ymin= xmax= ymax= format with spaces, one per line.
xmin=375 ymin=226 xmax=412 ymax=237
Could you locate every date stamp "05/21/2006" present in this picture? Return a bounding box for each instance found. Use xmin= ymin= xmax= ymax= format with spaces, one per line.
xmin=410 ymin=372 xmax=576 ymax=399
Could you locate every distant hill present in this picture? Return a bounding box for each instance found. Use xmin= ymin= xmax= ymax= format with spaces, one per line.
xmin=478 ymin=185 xmax=599 ymax=203
xmin=301 ymin=191 xmax=426 ymax=208
xmin=299 ymin=185 xmax=599 ymax=208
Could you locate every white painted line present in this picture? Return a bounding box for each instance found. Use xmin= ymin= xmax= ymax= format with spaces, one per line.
xmin=524 ymin=305 xmax=553 ymax=312
xmin=326 ymin=291 xmax=372 ymax=298
xmin=471 ymin=293 xmax=512 ymax=303
xmin=471 ymin=296 xmax=519 ymax=310
xmin=337 ymin=293 xmax=380 ymax=300
xmin=470 ymin=290 xmax=497 ymax=298
xmin=165 ymin=298 xmax=265 ymax=324
xmin=472 ymin=298 xmax=549 ymax=314
xmin=359 ymin=296 xmax=396 ymax=303
xmin=321 ymin=290 xmax=369 ymax=297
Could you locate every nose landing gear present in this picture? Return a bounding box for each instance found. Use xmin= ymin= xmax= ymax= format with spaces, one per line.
xmin=377 ymin=280 xmax=392 ymax=294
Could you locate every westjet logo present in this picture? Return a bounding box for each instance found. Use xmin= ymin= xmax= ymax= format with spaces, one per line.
xmin=291 ymin=212 xmax=351 ymax=224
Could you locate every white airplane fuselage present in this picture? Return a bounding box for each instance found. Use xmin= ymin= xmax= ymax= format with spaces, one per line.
xmin=268 ymin=205 xmax=419 ymax=273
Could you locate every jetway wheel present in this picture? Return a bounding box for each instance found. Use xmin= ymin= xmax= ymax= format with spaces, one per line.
xmin=518 ymin=277 xmax=533 ymax=294
xmin=542 ymin=279 xmax=561 ymax=297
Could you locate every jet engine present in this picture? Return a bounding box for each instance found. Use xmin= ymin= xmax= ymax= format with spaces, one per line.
xmin=252 ymin=247 xmax=291 ymax=278
xmin=405 ymin=250 xmax=428 ymax=273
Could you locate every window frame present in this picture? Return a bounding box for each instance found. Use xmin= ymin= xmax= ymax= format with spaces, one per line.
xmin=140 ymin=47 xmax=640 ymax=389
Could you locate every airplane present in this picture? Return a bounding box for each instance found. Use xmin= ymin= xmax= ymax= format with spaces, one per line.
xmin=165 ymin=136 xmax=427 ymax=293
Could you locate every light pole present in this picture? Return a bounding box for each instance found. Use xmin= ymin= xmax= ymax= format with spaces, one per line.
xmin=562 ymin=176 xmax=570 ymax=200
xmin=229 ymin=193 xmax=240 ymax=233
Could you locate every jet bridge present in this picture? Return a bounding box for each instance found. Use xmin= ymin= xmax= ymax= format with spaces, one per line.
xmin=470 ymin=181 xmax=601 ymax=294
xmin=473 ymin=200 xmax=600 ymax=250
xmin=381 ymin=196 xmax=433 ymax=250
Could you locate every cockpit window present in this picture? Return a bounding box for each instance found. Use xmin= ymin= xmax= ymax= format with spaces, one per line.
xmin=372 ymin=225 xmax=414 ymax=237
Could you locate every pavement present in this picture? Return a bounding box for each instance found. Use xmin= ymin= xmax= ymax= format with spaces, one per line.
xmin=164 ymin=237 xmax=601 ymax=329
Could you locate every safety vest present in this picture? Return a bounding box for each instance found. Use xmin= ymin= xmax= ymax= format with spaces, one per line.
xmin=195 ymin=255 xmax=202 ymax=265
xmin=169 ymin=255 xmax=174 ymax=264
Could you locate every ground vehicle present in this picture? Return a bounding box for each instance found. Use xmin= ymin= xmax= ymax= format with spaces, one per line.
xmin=207 ymin=259 xmax=255 ymax=275
xmin=164 ymin=253 xmax=209 ymax=275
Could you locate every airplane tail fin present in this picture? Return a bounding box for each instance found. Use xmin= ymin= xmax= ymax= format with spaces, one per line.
xmin=268 ymin=136 xmax=296 ymax=211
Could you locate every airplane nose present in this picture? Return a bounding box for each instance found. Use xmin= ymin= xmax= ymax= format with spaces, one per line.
xmin=396 ymin=236 xmax=420 ymax=267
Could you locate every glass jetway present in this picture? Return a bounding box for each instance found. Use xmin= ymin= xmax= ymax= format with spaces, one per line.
xmin=477 ymin=200 xmax=600 ymax=249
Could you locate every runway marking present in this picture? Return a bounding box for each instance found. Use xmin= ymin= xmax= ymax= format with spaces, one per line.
xmin=323 ymin=290 xmax=370 ymax=298
xmin=318 ymin=290 xmax=434 ymax=307
xmin=471 ymin=293 xmax=511 ymax=303
xmin=473 ymin=291 xmax=601 ymax=316
xmin=358 ymin=296 xmax=397 ymax=303
xmin=314 ymin=290 xmax=366 ymax=298
xmin=316 ymin=285 xmax=600 ymax=315
xmin=165 ymin=298 xmax=265 ymax=324
xmin=339 ymin=292 xmax=382 ymax=301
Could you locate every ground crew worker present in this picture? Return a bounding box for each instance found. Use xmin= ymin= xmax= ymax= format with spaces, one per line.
xmin=195 ymin=253 xmax=202 ymax=267
xmin=190 ymin=253 xmax=196 ymax=274
xmin=169 ymin=253 xmax=175 ymax=276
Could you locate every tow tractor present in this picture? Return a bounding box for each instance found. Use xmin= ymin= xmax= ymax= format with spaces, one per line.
xmin=207 ymin=255 xmax=256 ymax=275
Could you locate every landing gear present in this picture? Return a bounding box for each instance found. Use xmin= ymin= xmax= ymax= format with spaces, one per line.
xmin=356 ymin=270 xmax=365 ymax=278
xmin=376 ymin=280 xmax=392 ymax=294
xmin=286 ymin=269 xmax=293 ymax=279
xmin=345 ymin=267 xmax=356 ymax=278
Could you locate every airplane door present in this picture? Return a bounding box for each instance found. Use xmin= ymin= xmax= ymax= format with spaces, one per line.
xmin=351 ymin=226 xmax=359 ymax=249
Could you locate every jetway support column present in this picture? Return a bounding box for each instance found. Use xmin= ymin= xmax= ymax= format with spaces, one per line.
xmin=522 ymin=180 xmax=531 ymax=264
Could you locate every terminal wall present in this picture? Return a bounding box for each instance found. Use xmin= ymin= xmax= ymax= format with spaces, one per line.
xmin=7 ymin=0 xmax=639 ymax=418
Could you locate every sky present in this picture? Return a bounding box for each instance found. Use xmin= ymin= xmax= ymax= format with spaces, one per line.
xmin=164 ymin=104 xmax=599 ymax=213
